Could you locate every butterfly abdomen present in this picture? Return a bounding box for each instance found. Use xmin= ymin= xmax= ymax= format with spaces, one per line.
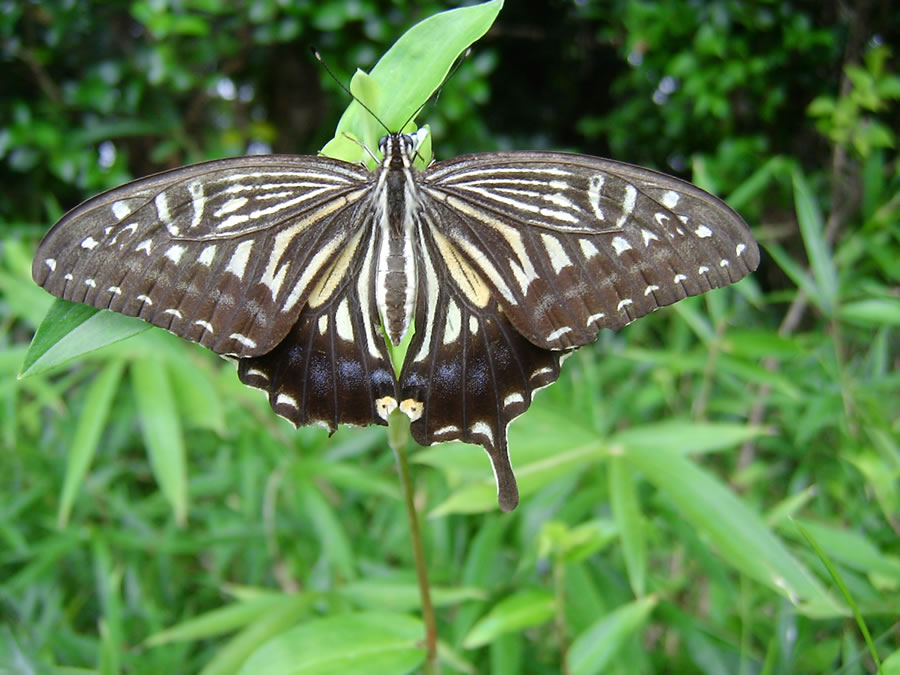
xmin=375 ymin=149 xmax=419 ymax=346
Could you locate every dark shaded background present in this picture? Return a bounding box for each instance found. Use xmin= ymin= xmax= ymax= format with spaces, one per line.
xmin=4 ymin=0 xmax=895 ymax=228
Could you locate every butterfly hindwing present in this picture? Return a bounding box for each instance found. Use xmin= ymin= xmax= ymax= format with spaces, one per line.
xmin=238 ymin=221 xmax=399 ymax=430
xmin=398 ymin=216 xmax=563 ymax=511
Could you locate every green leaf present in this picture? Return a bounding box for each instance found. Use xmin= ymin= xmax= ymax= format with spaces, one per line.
xmin=200 ymin=595 xmax=318 ymax=675
xmin=624 ymin=443 xmax=844 ymax=617
xmin=783 ymin=519 xmax=900 ymax=582
xmin=295 ymin=476 xmax=356 ymax=580
xmin=462 ymin=589 xmax=556 ymax=649
xmin=567 ymin=596 xmax=658 ymax=675
xmin=20 ymin=299 xmax=148 ymax=377
xmin=57 ymin=359 xmax=126 ymax=527
xmin=166 ymin=358 xmax=226 ymax=435
xmin=839 ymin=298 xmax=900 ymax=326
xmin=610 ymin=420 xmax=765 ymax=456
xmin=793 ymin=167 xmax=837 ymax=315
xmin=131 ymin=360 xmax=188 ymax=525
xmin=324 ymin=0 xmax=503 ymax=160
xmin=145 ymin=594 xmax=315 ymax=646
xmin=238 ymin=612 xmax=425 ymax=675
xmin=609 ymin=456 xmax=646 ymax=596
xmin=338 ymin=580 xmax=485 ymax=612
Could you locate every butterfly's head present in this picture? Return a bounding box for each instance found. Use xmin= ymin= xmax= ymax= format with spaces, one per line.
xmin=378 ymin=127 xmax=431 ymax=170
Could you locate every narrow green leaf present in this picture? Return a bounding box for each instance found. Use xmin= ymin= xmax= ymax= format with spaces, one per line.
xmin=338 ymin=581 xmax=485 ymax=612
xmin=238 ymin=612 xmax=425 ymax=675
xmin=200 ymin=596 xmax=317 ymax=675
xmin=21 ymin=299 xmax=148 ymax=377
xmin=166 ymin=358 xmax=225 ymax=435
xmin=92 ymin=537 xmax=123 ymax=675
xmin=304 ymin=459 xmax=401 ymax=500
xmin=490 ymin=631 xmax=523 ymax=675
xmin=567 ymin=596 xmax=658 ymax=675
xmin=624 ymin=444 xmax=844 ymax=617
xmin=763 ymin=242 xmax=823 ymax=312
xmin=839 ymin=298 xmax=900 ymax=326
xmin=792 ymin=168 xmax=837 ymax=314
xmin=609 ymin=456 xmax=646 ymax=596
xmin=610 ymin=420 xmax=765 ymax=456
xmin=793 ymin=521 xmax=882 ymax=672
xmin=145 ymin=595 xmax=314 ymax=646
xmin=57 ymin=359 xmax=125 ymax=527
xmin=782 ymin=519 xmax=900 ymax=581
xmin=428 ymin=440 xmax=606 ymax=516
xmin=296 ymin=478 xmax=356 ymax=580
xmin=462 ymin=589 xmax=555 ymax=649
xmin=131 ymin=360 xmax=188 ymax=525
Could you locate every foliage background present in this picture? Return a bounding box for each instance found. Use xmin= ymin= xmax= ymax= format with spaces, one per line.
xmin=2 ymin=1 xmax=899 ymax=673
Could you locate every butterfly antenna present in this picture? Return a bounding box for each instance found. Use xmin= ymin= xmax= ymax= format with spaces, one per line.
xmin=311 ymin=48 xmax=391 ymax=135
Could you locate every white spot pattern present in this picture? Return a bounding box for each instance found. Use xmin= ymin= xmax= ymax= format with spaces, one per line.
xmin=443 ymin=301 xmax=461 ymax=345
xmin=193 ymin=319 xmax=214 ymax=334
xmin=225 ymin=240 xmax=254 ymax=279
xmin=588 ymin=174 xmax=606 ymax=220
xmin=276 ymin=393 xmax=298 ymax=409
xmin=229 ymin=333 xmax=256 ymax=348
xmin=335 ymin=298 xmax=354 ymax=342
xmin=642 ymin=229 xmax=660 ymax=246
xmin=579 ymin=239 xmax=599 ymax=260
xmin=504 ymin=393 xmax=524 ymax=407
xmin=111 ymin=201 xmax=132 ymax=219
xmin=546 ymin=326 xmax=572 ymax=341
xmin=611 ymin=236 xmax=632 ymax=255
xmin=661 ymin=190 xmax=680 ymax=209
xmin=198 ymin=244 xmax=217 ymax=266
xmin=470 ymin=421 xmax=494 ymax=444
xmin=165 ymin=244 xmax=186 ymax=265
xmin=541 ymin=233 xmax=572 ymax=273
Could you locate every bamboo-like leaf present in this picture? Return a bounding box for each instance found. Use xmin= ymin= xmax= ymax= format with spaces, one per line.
xmin=237 ymin=612 xmax=425 ymax=675
xmin=131 ymin=360 xmax=188 ymax=525
xmin=57 ymin=359 xmax=125 ymax=527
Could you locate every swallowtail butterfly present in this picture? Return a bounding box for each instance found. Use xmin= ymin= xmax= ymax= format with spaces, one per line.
xmin=33 ymin=128 xmax=758 ymax=511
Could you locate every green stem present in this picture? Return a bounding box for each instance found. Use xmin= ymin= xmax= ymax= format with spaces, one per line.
xmin=388 ymin=411 xmax=439 ymax=674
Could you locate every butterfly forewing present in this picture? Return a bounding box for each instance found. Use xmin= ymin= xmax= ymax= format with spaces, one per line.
xmin=33 ymin=156 xmax=373 ymax=357
xmin=422 ymin=153 xmax=759 ymax=350
xmin=34 ymin=133 xmax=759 ymax=511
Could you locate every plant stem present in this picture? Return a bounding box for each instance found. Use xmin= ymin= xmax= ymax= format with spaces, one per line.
xmin=388 ymin=411 xmax=439 ymax=674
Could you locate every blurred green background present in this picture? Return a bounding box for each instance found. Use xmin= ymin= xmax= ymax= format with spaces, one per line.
xmin=2 ymin=1 xmax=899 ymax=673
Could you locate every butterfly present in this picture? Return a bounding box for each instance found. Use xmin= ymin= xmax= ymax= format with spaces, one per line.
xmin=33 ymin=127 xmax=758 ymax=510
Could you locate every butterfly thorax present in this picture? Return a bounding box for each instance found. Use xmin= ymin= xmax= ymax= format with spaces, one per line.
xmin=375 ymin=133 xmax=420 ymax=346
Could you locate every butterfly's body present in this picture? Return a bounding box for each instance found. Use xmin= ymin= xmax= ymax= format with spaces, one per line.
xmin=34 ymin=132 xmax=759 ymax=510
xmin=376 ymin=134 xmax=420 ymax=346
